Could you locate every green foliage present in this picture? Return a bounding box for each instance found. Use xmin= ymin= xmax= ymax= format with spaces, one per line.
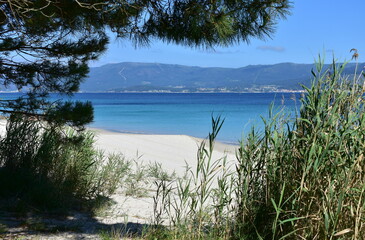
xmin=124 ymin=160 xmax=150 ymax=198
xmin=233 ymin=58 xmax=365 ymax=239
xmin=0 ymin=115 xmax=127 ymax=209
xmin=45 ymin=101 xmax=94 ymax=129
xmin=99 ymin=226 xmax=143 ymax=240
xmin=0 ymin=223 xmax=7 ymax=234
xmin=150 ymin=58 xmax=365 ymax=239
xmin=147 ymin=162 xmax=176 ymax=181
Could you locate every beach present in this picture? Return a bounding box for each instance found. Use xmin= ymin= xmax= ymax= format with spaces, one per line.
xmin=0 ymin=120 xmax=238 ymax=232
xmin=91 ymin=128 xmax=237 ymax=175
xmin=89 ymin=128 xmax=238 ymax=225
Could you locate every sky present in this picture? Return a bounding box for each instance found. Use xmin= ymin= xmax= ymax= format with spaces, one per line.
xmin=90 ymin=0 xmax=365 ymax=68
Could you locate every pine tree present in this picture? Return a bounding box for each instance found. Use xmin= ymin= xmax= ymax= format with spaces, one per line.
xmin=0 ymin=0 xmax=291 ymax=128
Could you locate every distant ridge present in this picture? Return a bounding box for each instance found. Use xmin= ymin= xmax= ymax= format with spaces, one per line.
xmin=80 ymin=62 xmax=365 ymax=93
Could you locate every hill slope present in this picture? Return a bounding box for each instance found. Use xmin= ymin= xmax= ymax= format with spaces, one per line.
xmin=80 ymin=62 xmax=364 ymax=92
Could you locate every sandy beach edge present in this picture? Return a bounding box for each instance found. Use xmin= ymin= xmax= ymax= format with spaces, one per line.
xmin=89 ymin=126 xmax=238 ymax=175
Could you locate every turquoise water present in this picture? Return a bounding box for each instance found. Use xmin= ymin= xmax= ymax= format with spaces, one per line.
xmin=0 ymin=93 xmax=301 ymax=143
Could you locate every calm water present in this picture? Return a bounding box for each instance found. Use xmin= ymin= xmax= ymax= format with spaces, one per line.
xmin=0 ymin=93 xmax=301 ymax=143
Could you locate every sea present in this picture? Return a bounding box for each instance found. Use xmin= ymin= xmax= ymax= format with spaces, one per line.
xmin=0 ymin=93 xmax=302 ymax=144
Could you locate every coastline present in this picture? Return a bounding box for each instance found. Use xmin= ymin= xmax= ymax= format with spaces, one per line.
xmin=0 ymin=92 xmax=300 ymax=144
xmin=1 ymin=90 xmax=305 ymax=93
xmin=88 ymin=126 xmax=240 ymax=145
xmin=83 ymin=90 xmax=306 ymax=93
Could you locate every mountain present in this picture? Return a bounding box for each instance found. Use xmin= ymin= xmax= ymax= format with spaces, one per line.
xmin=80 ymin=62 xmax=365 ymax=92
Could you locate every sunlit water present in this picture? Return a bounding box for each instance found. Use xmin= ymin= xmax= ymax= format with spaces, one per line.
xmin=0 ymin=93 xmax=302 ymax=144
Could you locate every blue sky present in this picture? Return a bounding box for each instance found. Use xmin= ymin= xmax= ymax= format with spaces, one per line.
xmin=91 ymin=0 xmax=364 ymax=68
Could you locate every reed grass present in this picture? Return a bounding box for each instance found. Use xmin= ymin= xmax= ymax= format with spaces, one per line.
xmin=148 ymin=57 xmax=365 ymax=239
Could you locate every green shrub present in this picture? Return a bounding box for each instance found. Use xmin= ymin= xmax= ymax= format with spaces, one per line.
xmin=0 ymin=115 xmax=127 ymax=210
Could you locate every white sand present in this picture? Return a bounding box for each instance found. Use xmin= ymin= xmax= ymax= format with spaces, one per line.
xmin=0 ymin=120 xmax=6 ymax=136
xmin=91 ymin=128 xmax=237 ymax=175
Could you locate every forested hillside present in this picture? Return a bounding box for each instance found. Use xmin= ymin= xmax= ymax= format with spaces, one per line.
xmin=81 ymin=62 xmax=364 ymax=92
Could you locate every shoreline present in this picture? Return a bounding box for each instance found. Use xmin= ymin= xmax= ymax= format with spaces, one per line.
xmin=0 ymin=91 xmax=305 ymax=94
xmin=88 ymin=125 xmax=240 ymax=146
xmin=81 ymin=90 xmax=305 ymax=93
